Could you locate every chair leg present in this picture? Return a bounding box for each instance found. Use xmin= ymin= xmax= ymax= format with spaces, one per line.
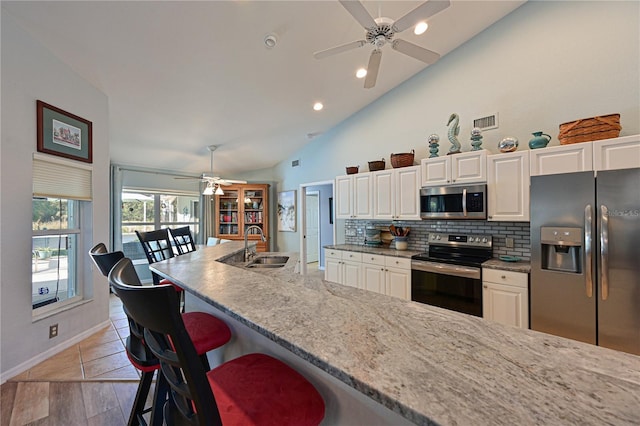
xmin=129 ymin=370 xmax=154 ymax=426
xmin=150 ymin=371 xmax=170 ymax=426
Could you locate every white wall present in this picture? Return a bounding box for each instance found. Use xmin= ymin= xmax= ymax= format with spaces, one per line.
xmin=1 ymin=12 xmax=110 ymax=380
xmin=264 ymin=0 xmax=640 ymax=253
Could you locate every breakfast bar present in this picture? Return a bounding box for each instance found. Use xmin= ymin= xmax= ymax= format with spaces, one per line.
xmin=150 ymin=242 xmax=640 ymax=425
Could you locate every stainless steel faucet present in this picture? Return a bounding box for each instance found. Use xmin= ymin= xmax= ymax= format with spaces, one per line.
xmin=244 ymin=225 xmax=266 ymax=261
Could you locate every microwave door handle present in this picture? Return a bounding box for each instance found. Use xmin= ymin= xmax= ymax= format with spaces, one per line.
xmin=462 ymin=188 xmax=467 ymax=217
xmin=584 ymin=205 xmax=593 ymax=298
xmin=600 ymin=204 xmax=609 ymax=301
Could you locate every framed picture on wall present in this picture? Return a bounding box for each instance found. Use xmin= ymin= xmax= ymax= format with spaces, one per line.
xmin=277 ymin=190 xmax=296 ymax=232
xmin=37 ymin=100 xmax=93 ymax=163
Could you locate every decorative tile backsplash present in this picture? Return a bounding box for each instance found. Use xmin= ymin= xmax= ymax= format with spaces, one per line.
xmin=344 ymin=219 xmax=531 ymax=261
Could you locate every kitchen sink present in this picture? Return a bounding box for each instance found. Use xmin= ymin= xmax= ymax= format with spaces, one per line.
xmin=246 ymin=255 xmax=289 ymax=268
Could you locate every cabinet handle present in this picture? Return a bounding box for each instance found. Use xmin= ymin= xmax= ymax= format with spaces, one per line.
xmin=501 ymin=275 xmax=506 ymax=279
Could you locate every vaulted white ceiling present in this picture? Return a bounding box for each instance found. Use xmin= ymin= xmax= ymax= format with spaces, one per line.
xmin=3 ymin=1 xmax=524 ymax=177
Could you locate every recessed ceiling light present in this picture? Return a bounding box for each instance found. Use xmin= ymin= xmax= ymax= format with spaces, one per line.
xmin=313 ymin=102 xmax=323 ymax=111
xmin=356 ymin=68 xmax=367 ymax=79
xmin=414 ymin=22 xmax=428 ymax=35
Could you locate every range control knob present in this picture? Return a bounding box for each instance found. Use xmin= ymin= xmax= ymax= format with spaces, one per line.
xmin=482 ymin=237 xmax=488 ymax=243
xmin=469 ymin=237 xmax=475 ymax=242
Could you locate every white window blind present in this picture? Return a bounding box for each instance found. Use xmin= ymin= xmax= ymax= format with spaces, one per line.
xmin=33 ymin=155 xmax=92 ymax=200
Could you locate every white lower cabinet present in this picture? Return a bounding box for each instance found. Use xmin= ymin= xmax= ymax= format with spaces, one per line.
xmin=482 ymin=268 xmax=529 ymax=329
xmin=325 ymin=249 xmax=362 ymax=289
xmin=326 ymin=249 xmax=411 ymax=300
xmin=362 ymin=254 xmax=411 ymax=300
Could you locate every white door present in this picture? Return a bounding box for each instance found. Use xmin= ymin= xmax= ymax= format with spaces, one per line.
xmin=305 ymin=192 xmax=319 ymax=263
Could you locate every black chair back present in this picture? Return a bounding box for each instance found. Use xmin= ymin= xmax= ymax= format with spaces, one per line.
xmin=109 ymin=258 xmax=222 ymax=425
xmin=135 ymin=229 xmax=175 ymax=285
xmin=88 ymin=243 xmax=125 ymax=277
xmin=170 ymin=226 xmax=197 ymax=255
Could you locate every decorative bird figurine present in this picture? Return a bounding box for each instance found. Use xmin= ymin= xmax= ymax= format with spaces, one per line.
xmin=447 ymin=113 xmax=461 ymax=155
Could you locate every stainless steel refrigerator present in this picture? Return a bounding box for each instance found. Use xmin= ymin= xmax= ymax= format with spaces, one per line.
xmin=530 ymin=168 xmax=640 ymax=355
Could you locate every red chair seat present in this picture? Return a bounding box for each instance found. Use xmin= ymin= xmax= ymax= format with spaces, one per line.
xmin=207 ymin=353 xmax=325 ymax=426
xmin=159 ymin=278 xmax=184 ymax=293
xmin=182 ymin=312 xmax=232 ymax=355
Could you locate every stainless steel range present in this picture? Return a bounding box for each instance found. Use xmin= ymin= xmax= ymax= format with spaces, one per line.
xmin=411 ymin=233 xmax=493 ymax=317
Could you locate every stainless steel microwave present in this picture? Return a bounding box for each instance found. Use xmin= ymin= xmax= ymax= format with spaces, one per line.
xmin=420 ymin=184 xmax=487 ymax=220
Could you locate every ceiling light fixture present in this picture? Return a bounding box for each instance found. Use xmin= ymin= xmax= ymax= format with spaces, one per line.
xmin=313 ymin=102 xmax=323 ymax=111
xmin=414 ymin=21 xmax=428 ymax=35
xmin=356 ymin=68 xmax=367 ymax=79
xmin=203 ymin=181 xmax=214 ymax=195
xmin=215 ymin=184 xmax=224 ymax=195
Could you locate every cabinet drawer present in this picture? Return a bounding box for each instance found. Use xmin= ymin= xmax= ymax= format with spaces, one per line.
xmin=342 ymin=251 xmax=362 ymax=262
xmin=325 ymin=249 xmax=343 ymax=259
xmin=362 ymin=253 xmax=385 ymax=265
xmin=385 ymin=256 xmax=411 ymax=269
xmin=483 ymin=268 xmax=528 ymax=288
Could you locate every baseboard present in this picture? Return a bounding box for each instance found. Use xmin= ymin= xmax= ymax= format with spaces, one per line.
xmin=0 ymin=320 xmax=111 ymax=384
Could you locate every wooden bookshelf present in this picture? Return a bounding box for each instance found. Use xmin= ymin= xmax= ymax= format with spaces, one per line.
xmin=214 ymin=183 xmax=269 ymax=252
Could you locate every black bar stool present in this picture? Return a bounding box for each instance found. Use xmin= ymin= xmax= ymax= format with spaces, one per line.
xmin=109 ymin=257 xmax=325 ymax=426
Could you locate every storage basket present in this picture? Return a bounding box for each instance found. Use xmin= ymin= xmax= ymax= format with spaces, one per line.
xmin=345 ymin=166 xmax=359 ymax=175
xmin=368 ymin=158 xmax=385 ymax=171
xmin=558 ymin=114 xmax=621 ymax=145
xmin=390 ymin=150 xmax=415 ymax=168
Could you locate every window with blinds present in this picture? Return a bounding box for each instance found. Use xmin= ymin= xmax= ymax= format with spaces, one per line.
xmin=32 ymin=154 xmax=92 ymax=312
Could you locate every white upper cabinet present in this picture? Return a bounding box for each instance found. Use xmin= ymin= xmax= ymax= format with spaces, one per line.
xmin=421 ymin=151 xmax=487 ymax=187
xmin=593 ymin=135 xmax=640 ymax=171
xmin=335 ymin=173 xmax=373 ymax=219
xmin=373 ymin=166 xmax=420 ymax=220
xmin=487 ymin=151 xmax=530 ymax=222
xmin=530 ymin=135 xmax=640 ymax=175
xmin=530 ymin=143 xmax=593 ymax=176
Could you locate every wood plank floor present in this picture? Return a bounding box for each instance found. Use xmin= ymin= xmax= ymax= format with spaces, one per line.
xmin=2 ymin=295 xmax=151 ymax=426
xmin=0 ymin=380 xmax=152 ymax=426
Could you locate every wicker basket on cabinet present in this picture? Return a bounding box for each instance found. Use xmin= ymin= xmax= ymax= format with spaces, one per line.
xmin=558 ymin=114 xmax=621 ymax=145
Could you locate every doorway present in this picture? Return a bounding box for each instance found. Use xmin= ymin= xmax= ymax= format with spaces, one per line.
xmin=299 ymin=181 xmax=335 ymax=277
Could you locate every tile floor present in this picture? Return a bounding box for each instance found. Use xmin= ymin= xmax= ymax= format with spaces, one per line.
xmin=9 ymin=294 xmax=139 ymax=382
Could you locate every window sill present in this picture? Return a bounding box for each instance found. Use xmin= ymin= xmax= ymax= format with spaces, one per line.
xmin=32 ymin=298 xmax=92 ymax=323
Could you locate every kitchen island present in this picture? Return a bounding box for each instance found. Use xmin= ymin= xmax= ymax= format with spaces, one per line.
xmin=150 ymin=242 xmax=640 ymax=425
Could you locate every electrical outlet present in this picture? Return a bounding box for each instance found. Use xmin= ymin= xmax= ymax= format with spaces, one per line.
xmin=505 ymin=237 xmax=515 ymax=248
xmin=345 ymin=229 xmax=356 ymax=237
xmin=49 ymin=324 xmax=58 ymax=339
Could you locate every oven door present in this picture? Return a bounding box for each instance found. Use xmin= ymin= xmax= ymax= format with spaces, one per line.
xmin=411 ymin=260 xmax=483 ymax=317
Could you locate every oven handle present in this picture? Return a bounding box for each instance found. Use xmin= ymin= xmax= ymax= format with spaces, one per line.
xmin=411 ymin=260 xmax=481 ymax=280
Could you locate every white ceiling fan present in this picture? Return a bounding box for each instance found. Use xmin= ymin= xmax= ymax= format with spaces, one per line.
xmin=178 ymin=145 xmax=247 ymax=195
xmin=314 ymin=0 xmax=450 ymax=88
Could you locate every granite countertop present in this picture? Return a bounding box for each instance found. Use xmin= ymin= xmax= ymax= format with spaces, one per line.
xmin=482 ymin=258 xmax=531 ymax=273
xmin=151 ymin=242 xmax=640 ymax=425
xmin=324 ymin=243 xmax=421 ymax=259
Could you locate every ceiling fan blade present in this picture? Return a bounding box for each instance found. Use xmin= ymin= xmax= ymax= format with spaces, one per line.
xmin=364 ymin=49 xmax=382 ymax=89
xmin=313 ymin=40 xmax=367 ymax=60
xmin=339 ymin=0 xmax=377 ymax=30
xmin=217 ymin=179 xmax=247 ymax=185
xmin=393 ymin=0 xmax=451 ymax=33
xmin=392 ymin=39 xmax=440 ymax=64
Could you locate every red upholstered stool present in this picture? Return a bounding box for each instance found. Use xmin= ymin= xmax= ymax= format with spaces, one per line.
xmin=109 ymin=258 xmax=325 ymax=426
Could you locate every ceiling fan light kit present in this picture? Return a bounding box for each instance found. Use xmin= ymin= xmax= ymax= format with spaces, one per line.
xmin=314 ymin=0 xmax=451 ymax=88
xmin=176 ymin=144 xmax=247 ymax=193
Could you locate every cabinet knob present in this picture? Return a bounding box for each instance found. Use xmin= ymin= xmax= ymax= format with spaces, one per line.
xmin=501 ymin=275 xmax=506 ymax=279
xmin=484 ymin=285 xmax=488 ymax=289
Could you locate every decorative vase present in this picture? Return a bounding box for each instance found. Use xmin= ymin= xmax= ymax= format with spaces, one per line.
xmin=470 ymin=127 xmax=483 ymax=151
xmin=499 ymin=137 xmax=519 ymax=153
xmin=528 ymin=131 xmax=551 ymax=149
xmin=428 ymin=134 xmax=440 ymax=158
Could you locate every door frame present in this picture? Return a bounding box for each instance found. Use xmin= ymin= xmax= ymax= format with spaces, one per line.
xmin=305 ymin=190 xmax=321 ymax=264
xmin=298 ymin=180 xmax=335 ymax=275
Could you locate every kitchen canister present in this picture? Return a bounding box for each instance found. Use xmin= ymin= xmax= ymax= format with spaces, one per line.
xmin=394 ymin=236 xmax=408 ymax=251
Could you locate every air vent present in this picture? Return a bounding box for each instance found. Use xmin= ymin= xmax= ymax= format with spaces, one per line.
xmin=473 ymin=113 xmax=499 ymax=130
xmin=291 ymin=159 xmax=300 ymax=167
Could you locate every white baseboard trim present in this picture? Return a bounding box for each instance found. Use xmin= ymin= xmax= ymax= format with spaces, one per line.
xmin=0 ymin=320 xmax=112 ymax=384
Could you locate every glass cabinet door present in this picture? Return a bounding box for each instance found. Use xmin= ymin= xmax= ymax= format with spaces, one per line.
xmin=243 ymin=189 xmax=264 ymax=235
xmin=218 ymin=190 xmax=239 ymax=236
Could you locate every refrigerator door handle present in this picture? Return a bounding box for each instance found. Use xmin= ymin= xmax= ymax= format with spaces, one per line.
xmin=584 ymin=205 xmax=593 ymax=298
xmin=600 ymin=204 xmax=609 ymax=301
